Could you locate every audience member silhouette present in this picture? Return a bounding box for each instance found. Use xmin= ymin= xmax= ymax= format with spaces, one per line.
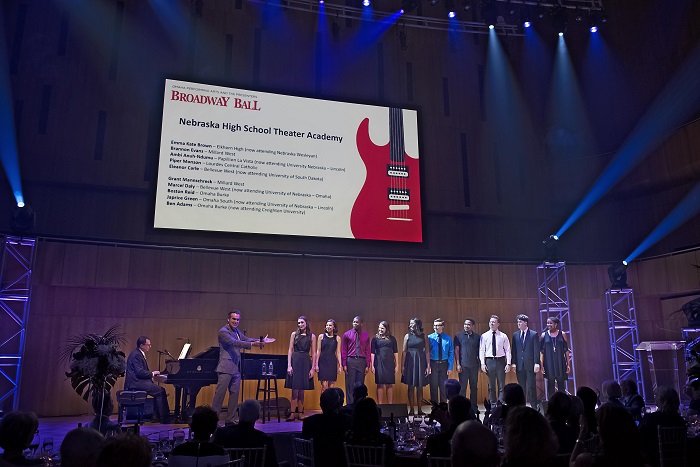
xmin=302 ymin=388 xmax=352 ymax=467
xmin=59 ymin=427 xmax=105 ymax=467
xmin=213 ymin=399 xmax=278 ymax=467
xmin=501 ymin=406 xmax=558 ymax=467
xmin=546 ymin=392 xmax=577 ymax=454
xmin=169 ymin=405 xmax=228 ymax=467
xmin=576 ymin=386 xmax=598 ymax=435
xmin=567 ymin=395 xmax=584 ymax=433
xmin=344 ymin=398 xmax=394 ymax=466
xmin=340 ymin=384 xmax=368 ymax=417
xmin=599 ymin=380 xmax=623 ymax=408
xmin=450 ymin=421 xmax=499 ymax=467
xmin=620 ymin=379 xmax=645 ymax=421
xmin=484 ymin=382 xmax=525 ymax=426
xmin=0 ymin=411 xmax=44 ymax=466
xmin=95 ymin=432 xmax=152 ymax=467
xmin=570 ymin=404 xmax=647 ymax=467
xmin=420 ymin=395 xmax=474 ymax=465
xmin=638 ymin=386 xmax=685 ymax=467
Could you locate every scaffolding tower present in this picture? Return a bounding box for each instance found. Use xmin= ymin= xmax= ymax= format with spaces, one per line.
xmin=537 ymin=262 xmax=577 ymax=398
xmin=0 ymin=236 xmax=37 ymax=413
xmin=606 ymin=289 xmax=644 ymax=398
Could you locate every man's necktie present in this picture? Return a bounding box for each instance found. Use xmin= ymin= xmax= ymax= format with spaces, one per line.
xmin=521 ymin=331 xmax=525 ymax=347
xmin=438 ymin=333 xmax=443 ymax=360
xmin=492 ymin=331 xmax=497 ymax=357
xmin=355 ymin=331 xmax=361 ymax=356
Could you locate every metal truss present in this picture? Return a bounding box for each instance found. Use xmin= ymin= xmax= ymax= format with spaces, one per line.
xmin=0 ymin=236 xmax=37 ymax=413
xmin=537 ymin=262 xmax=576 ymax=398
xmin=494 ymin=0 xmax=604 ymax=11
xmin=606 ymin=288 xmax=644 ymax=398
xmin=247 ymin=0 xmax=522 ymax=35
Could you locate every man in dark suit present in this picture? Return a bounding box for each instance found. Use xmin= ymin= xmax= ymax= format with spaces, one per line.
xmin=302 ymin=389 xmax=352 ymax=467
xmin=511 ymin=314 xmax=540 ymax=411
xmin=213 ymin=399 xmax=278 ymax=467
xmin=212 ymin=309 xmax=274 ymax=424
xmin=125 ymin=336 xmax=171 ymax=423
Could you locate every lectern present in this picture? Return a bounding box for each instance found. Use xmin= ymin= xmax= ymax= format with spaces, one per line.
xmin=636 ymin=341 xmax=685 ymax=404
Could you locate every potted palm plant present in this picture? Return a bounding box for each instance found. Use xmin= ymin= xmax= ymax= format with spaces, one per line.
xmin=61 ymin=324 xmax=127 ymax=431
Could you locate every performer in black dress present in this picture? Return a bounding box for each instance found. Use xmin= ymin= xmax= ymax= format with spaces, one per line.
xmin=401 ymin=318 xmax=431 ymax=415
xmin=371 ymin=321 xmax=399 ymax=404
xmin=540 ymin=316 xmax=571 ymax=396
xmin=286 ymin=316 xmax=316 ymax=421
xmin=314 ymin=319 xmax=342 ymax=390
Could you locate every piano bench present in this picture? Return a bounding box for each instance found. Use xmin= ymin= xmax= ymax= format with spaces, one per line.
xmin=116 ymin=390 xmax=149 ymax=431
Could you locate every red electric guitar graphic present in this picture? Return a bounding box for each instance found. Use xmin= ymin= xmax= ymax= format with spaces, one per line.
xmin=350 ymin=108 xmax=422 ymax=242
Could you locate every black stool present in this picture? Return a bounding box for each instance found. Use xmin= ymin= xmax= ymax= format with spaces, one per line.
xmin=116 ymin=390 xmax=147 ymax=433
xmin=255 ymin=375 xmax=281 ymax=423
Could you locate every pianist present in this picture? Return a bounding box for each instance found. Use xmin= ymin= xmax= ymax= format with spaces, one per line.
xmin=125 ymin=336 xmax=171 ymax=423
xmin=212 ymin=309 xmax=275 ymax=424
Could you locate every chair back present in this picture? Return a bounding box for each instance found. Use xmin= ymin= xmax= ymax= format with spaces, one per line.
xmin=343 ymin=443 xmax=386 ymax=467
xmin=657 ymin=426 xmax=686 ymax=467
xmin=116 ymin=389 xmax=148 ymax=425
xmin=426 ymin=454 xmax=450 ymax=467
xmin=226 ymin=446 xmax=267 ymax=467
xmin=293 ymin=437 xmax=315 ymax=467
xmin=168 ymin=454 xmax=232 ymax=467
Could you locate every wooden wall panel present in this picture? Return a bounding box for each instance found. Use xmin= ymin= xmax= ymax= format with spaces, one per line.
xmin=455 ymin=264 xmax=480 ymax=298
xmin=34 ymin=241 xmax=65 ymax=286
xmin=95 ymin=245 xmax=130 ymax=288
xmin=61 ymin=243 xmax=98 ymax=286
xmin=430 ymin=263 xmax=457 ymax=298
xmin=355 ymin=261 xmax=383 ymax=298
xmin=247 ymin=256 xmax=277 ymax=294
xmin=405 ymin=262 xmax=433 ymax=298
xmin=218 ymin=254 xmax=250 ymax=293
xmin=20 ymin=240 xmax=700 ymax=415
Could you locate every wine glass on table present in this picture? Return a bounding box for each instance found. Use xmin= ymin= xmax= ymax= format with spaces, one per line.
xmin=42 ymin=435 xmax=54 ymax=456
xmin=28 ymin=431 xmax=40 ymax=458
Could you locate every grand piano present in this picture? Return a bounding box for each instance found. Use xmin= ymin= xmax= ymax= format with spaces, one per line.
xmin=163 ymin=347 xmax=287 ymax=422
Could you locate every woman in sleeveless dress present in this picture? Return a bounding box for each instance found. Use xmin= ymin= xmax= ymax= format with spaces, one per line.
xmin=540 ymin=316 xmax=570 ymax=396
xmin=371 ymin=321 xmax=399 ymax=404
xmin=314 ymin=319 xmax=342 ymax=390
xmin=401 ymin=318 xmax=431 ymax=415
xmin=285 ymin=316 xmax=316 ymax=420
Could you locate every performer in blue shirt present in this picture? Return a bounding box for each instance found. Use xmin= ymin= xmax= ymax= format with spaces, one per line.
xmin=427 ymin=318 xmax=454 ymax=403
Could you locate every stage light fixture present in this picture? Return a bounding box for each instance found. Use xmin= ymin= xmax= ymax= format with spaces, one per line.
xmin=553 ymin=7 xmax=567 ymax=35
xmin=522 ymin=6 xmax=531 ymax=28
xmin=363 ymin=0 xmax=370 ymax=5
xmin=608 ymin=261 xmax=629 ymax=290
xmin=401 ymin=0 xmax=418 ymax=14
xmin=543 ymin=235 xmax=559 ymax=263
xmin=482 ymin=0 xmax=498 ymax=28
xmin=449 ymin=11 xmax=456 ymax=18
xmin=536 ymin=2 xmax=546 ymax=20
xmin=11 ymin=204 xmax=35 ymax=234
xmin=588 ymin=12 xmax=599 ymax=32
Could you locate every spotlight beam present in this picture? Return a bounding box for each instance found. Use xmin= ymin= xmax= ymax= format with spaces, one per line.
xmin=0 ymin=7 xmax=24 ymax=206
xmin=625 ymin=181 xmax=700 ymax=264
xmin=555 ymin=44 xmax=700 ymax=239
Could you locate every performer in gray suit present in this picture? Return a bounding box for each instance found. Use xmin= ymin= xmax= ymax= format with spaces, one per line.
xmin=511 ymin=314 xmax=540 ymax=411
xmin=212 ymin=309 xmax=275 ymax=424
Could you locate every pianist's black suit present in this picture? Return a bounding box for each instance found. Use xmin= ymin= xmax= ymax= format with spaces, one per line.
xmin=125 ymin=347 xmax=171 ymax=422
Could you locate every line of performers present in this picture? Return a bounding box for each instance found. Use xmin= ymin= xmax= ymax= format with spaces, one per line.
xmin=281 ymin=313 xmax=572 ymax=419
xmin=124 ymin=310 xmax=572 ymax=424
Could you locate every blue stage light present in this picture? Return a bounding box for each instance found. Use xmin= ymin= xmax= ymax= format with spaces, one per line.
xmin=363 ymin=0 xmax=370 ymax=5
xmin=400 ymin=9 xmax=405 ymax=14
xmin=524 ymin=21 xmax=531 ymax=28
xmin=448 ymin=11 xmax=455 ymax=18
xmin=590 ymin=26 xmax=598 ymax=33
xmin=489 ymin=24 xmax=495 ymax=29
